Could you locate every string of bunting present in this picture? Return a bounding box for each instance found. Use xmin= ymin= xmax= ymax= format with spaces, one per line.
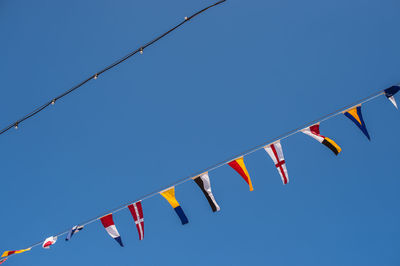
xmin=0 ymin=0 xmax=227 ymax=136
xmin=1 ymin=85 xmax=398 ymax=263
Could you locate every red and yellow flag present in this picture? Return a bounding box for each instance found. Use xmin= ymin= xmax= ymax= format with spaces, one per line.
xmin=1 ymin=248 xmax=30 ymax=258
xmin=228 ymin=157 xmax=253 ymax=191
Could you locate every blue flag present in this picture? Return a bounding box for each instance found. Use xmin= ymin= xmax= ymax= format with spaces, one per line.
xmin=66 ymin=225 xmax=84 ymax=241
xmin=384 ymin=86 xmax=399 ymax=109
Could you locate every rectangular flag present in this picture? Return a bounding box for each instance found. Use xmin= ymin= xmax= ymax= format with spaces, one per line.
xmin=344 ymin=105 xmax=370 ymax=140
xmin=1 ymin=248 xmax=30 ymax=258
xmin=228 ymin=157 xmax=253 ymax=191
xmin=264 ymin=141 xmax=289 ymax=184
xmin=128 ymin=201 xmax=144 ymax=240
xmin=384 ymin=86 xmax=399 ymax=109
xmin=301 ymin=123 xmax=342 ymax=155
xmin=65 ymin=225 xmax=84 ymax=241
xmin=100 ymin=214 xmax=124 ymax=247
xmin=160 ymin=187 xmax=189 ymax=225
xmin=193 ymin=172 xmax=220 ymax=212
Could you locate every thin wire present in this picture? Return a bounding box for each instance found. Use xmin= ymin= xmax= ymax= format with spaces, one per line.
xmin=14 ymin=87 xmax=389 ymax=255
xmin=1 ymin=0 xmax=228 ymax=256
xmin=0 ymin=0 xmax=227 ymax=136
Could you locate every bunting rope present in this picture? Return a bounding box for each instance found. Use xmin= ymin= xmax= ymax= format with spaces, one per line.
xmin=2 ymin=1 xmax=399 ymax=262
xmin=5 ymin=85 xmax=395 ymax=260
xmin=0 ymin=0 xmax=227 ymax=135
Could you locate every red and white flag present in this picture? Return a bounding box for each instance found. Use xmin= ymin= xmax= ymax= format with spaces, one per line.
xmin=100 ymin=214 xmax=123 ymax=247
xmin=42 ymin=236 xmax=57 ymax=249
xmin=301 ymin=124 xmax=341 ymax=155
xmin=264 ymin=140 xmax=289 ymax=184
xmin=128 ymin=201 xmax=144 ymax=240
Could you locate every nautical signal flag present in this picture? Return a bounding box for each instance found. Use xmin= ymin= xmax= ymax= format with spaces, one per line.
xmin=160 ymin=187 xmax=189 ymax=225
xmin=100 ymin=214 xmax=123 ymax=247
xmin=42 ymin=236 xmax=57 ymax=249
xmin=228 ymin=157 xmax=253 ymax=191
xmin=128 ymin=201 xmax=144 ymax=240
xmin=193 ymin=172 xmax=220 ymax=212
xmin=301 ymin=123 xmax=342 ymax=155
xmin=65 ymin=225 xmax=84 ymax=241
xmin=384 ymin=86 xmax=399 ymax=109
xmin=1 ymin=248 xmax=31 ymax=258
xmin=344 ymin=105 xmax=371 ymax=140
xmin=264 ymin=141 xmax=289 ymax=185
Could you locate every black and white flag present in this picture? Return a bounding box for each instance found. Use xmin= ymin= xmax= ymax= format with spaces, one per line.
xmin=193 ymin=172 xmax=220 ymax=212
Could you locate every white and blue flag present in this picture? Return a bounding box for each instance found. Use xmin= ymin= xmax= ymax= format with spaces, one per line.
xmin=65 ymin=225 xmax=84 ymax=241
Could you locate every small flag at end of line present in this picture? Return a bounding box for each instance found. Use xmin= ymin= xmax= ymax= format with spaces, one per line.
xmin=384 ymin=86 xmax=400 ymax=109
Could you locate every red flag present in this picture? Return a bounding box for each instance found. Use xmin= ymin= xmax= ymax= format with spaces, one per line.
xmin=228 ymin=157 xmax=253 ymax=191
xmin=128 ymin=201 xmax=144 ymax=240
xmin=100 ymin=214 xmax=124 ymax=247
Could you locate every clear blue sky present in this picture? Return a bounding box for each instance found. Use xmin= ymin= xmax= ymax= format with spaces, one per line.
xmin=1 ymin=0 xmax=400 ymax=265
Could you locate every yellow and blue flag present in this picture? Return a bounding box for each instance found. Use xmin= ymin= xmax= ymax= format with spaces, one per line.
xmin=344 ymin=106 xmax=370 ymax=140
xmin=160 ymin=187 xmax=188 ymax=225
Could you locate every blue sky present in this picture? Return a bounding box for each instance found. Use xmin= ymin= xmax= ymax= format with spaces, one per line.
xmin=1 ymin=0 xmax=400 ymax=265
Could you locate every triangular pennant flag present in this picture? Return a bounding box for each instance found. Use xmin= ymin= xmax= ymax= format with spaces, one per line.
xmin=65 ymin=225 xmax=84 ymax=241
xmin=264 ymin=141 xmax=289 ymax=184
xmin=301 ymin=123 xmax=342 ymax=155
xmin=193 ymin=172 xmax=220 ymax=212
xmin=384 ymin=86 xmax=399 ymax=109
xmin=160 ymin=187 xmax=189 ymax=225
xmin=228 ymin=157 xmax=253 ymax=191
xmin=0 ymin=258 xmax=7 ymax=264
xmin=42 ymin=236 xmax=57 ymax=249
xmin=100 ymin=214 xmax=124 ymax=247
xmin=344 ymin=105 xmax=371 ymax=140
xmin=128 ymin=201 xmax=144 ymax=240
xmin=1 ymin=248 xmax=31 ymax=258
